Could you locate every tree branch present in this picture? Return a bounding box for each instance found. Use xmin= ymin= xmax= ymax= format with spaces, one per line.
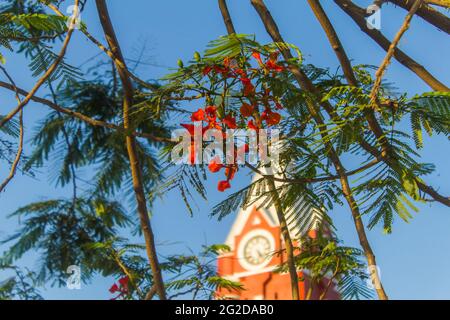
xmin=245 ymin=158 xmax=381 ymax=184
xmin=388 ymin=0 xmax=450 ymax=33
xmin=113 ymin=255 xmax=144 ymax=299
xmin=307 ymin=0 xmax=358 ymax=86
xmin=0 ymin=67 xmax=24 ymax=194
xmin=95 ymin=0 xmax=167 ymax=299
xmin=425 ymin=0 xmax=450 ymax=9
xmin=334 ymin=0 xmax=448 ymax=91
xmin=370 ymin=0 xmax=424 ymax=105
xmin=0 ymin=0 xmax=79 ymax=129
xmin=0 ymin=81 xmax=173 ymax=143
xmin=144 ymin=285 xmax=157 ymax=300
xmin=359 ymin=139 xmax=450 ymax=206
xmin=416 ymin=180 xmax=450 ymax=206
xmin=43 ymin=1 xmax=158 ymax=91
xmin=218 ymin=0 xmax=236 ymax=34
xmin=319 ymin=258 xmax=340 ymax=300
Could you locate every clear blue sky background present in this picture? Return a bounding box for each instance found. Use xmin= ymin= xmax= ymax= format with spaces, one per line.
xmin=0 ymin=0 xmax=449 ymax=300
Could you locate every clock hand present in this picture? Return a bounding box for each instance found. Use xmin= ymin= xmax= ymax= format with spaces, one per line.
xmin=257 ymin=250 xmax=264 ymax=258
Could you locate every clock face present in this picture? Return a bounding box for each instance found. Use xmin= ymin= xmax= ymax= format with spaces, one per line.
xmin=237 ymin=229 xmax=276 ymax=271
xmin=243 ymin=235 xmax=272 ymax=266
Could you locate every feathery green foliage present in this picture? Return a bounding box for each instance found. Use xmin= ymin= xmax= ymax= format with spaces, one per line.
xmin=1 ymin=198 xmax=131 ymax=286
xmin=25 ymin=77 xmax=168 ymax=196
xmin=276 ymin=231 xmax=374 ymax=300
xmin=164 ymin=244 xmax=243 ymax=300
xmin=0 ymin=265 xmax=43 ymax=300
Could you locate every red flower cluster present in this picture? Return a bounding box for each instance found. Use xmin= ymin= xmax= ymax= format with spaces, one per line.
xmin=190 ymin=105 xmax=221 ymax=130
xmin=261 ymin=109 xmax=281 ymax=126
xmin=109 ymin=276 xmax=129 ymax=300
xmin=179 ymin=51 xmax=286 ymax=192
xmin=251 ymin=51 xmax=285 ymax=73
xmin=207 ymin=148 xmax=244 ymax=192
xmin=181 ymin=106 xmax=227 ymax=165
xmin=208 ymin=157 xmax=233 ymax=192
xmin=202 ymin=51 xmax=284 ymax=99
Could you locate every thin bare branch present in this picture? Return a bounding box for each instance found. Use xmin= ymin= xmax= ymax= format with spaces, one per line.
xmin=388 ymin=0 xmax=450 ymax=33
xmin=113 ymin=254 xmax=144 ymax=299
xmin=425 ymin=0 xmax=450 ymax=8
xmin=416 ymin=180 xmax=450 ymax=205
xmin=0 ymin=0 xmax=79 ymax=130
xmin=245 ymin=158 xmax=381 ymax=184
xmin=360 ymin=140 xmax=450 ymax=206
xmin=370 ymin=0 xmax=424 ymax=105
xmin=0 ymin=67 xmax=24 ymax=194
xmin=334 ymin=0 xmax=448 ymax=91
xmin=218 ymin=0 xmax=236 ymax=34
xmin=0 ymin=81 xmax=173 ymax=143
xmin=319 ymin=258 xmax=340 ymax=300
xmin=144 ymin=285 xmax=157 ymax=300
xmin=43 ymin=1 xmax=158 ymax=91
xmin=307 ymin=0 xmax=358 ymax=86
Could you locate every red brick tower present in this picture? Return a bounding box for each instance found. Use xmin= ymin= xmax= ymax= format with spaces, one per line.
xmin=216 ymin=172 xmax=340 ymax=300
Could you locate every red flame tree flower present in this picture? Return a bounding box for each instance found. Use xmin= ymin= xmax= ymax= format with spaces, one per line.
xmin=177 ymin=48 xmax=286 ymax=192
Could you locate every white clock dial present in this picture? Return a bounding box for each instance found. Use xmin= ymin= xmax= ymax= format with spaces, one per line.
xmin=238 ymin=229 xmax=275 ymax=271
xmin=243 ymin=235 xmax=271 ymax=265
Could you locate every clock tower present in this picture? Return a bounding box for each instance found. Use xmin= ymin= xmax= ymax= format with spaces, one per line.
xmin=216 ymin=171 xmax=340 ymax=300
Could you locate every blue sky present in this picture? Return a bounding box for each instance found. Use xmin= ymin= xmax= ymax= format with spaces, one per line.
xmin=0 ymin=0 xmax=449 ymax=299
